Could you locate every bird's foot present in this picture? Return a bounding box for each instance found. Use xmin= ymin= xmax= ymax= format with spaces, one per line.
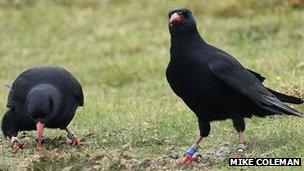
xmin=69 ymin=137 xmax=82 ymax=148
xmin=11 ymin=141 xmax=23 ymax=153
xmin=67 ymin=132 xmax=82 ymax=148
xmin=178 ymin=144 xmax=201 ymax=166
xmin=234 ymin=150 xmax=245 ymax=158
xmin=179 ymin=154 xmax=194 ymax=165
xmin=178 ymin=153 xmax=200 ymax=166
xmin=35 ymin=137 xmax=47 ymax=144
xmin=233 ymin=143 xmax=246 ymax=158
xmin=36 ymin=142 xmax=45 ymax=150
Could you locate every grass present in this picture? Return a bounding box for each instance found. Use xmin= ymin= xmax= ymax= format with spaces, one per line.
xmin=0 ymin=0 xmax=303 ymax=170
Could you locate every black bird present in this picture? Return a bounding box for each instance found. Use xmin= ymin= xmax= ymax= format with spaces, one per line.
xmin=166 ymin=8 xmax=303 ymax=164
xmin=1 ymin=66 xmax=84 ymax=151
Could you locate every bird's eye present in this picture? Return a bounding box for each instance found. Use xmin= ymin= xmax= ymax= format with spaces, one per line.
xmin=181 ymin=11 xmax=188 ymax=18
xmin=185 ymin=11 xmax=190 ymax=17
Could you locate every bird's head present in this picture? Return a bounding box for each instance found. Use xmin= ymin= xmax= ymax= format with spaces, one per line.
xmin=168 ymin=8 xmax=197 ymax=37
xmin=26 ymin=84 xmax=61 ymax=125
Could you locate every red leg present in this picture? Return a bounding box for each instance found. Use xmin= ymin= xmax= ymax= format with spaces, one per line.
xmin=234 ymin=132 xmax=246 ymax=158
xmin=178 ymin=136 xmax=203 ymax=166
xmin=36 ymin=121 xmax=45 ymax=149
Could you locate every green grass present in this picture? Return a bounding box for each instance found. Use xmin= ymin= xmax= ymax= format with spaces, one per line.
xmin=0 ymin=0 xmax=303 ymax=170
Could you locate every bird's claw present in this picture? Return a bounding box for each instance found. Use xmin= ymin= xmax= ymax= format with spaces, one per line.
xmin=11 ymin=141 xmax=23 ymax=153
xmin=233 ymin=143 xmax=246 ymax=158
xmin=233 ymin=149 xmax=245 ymax=158
xmin=178 ymin=154 xmax=200 ymax=166
xmin=35 ymin=137 xmax=47 ymax=144
xmin=36 ymin=143 xmax=44 ymax=150
xmin=69 ymin=137 xmax=82 ymax=148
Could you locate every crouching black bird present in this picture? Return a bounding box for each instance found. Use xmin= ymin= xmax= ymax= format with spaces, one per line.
xmin=1 ymin=66 xmax=84 ymax=152
xmin=166 ymin=8 xmax=303 ymax=165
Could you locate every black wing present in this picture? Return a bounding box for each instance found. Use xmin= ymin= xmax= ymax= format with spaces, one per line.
xmin=209 ymin=60 xmax=302 ymax=117
xmin=74 ymin=84 xmax=84 ymax=106
xmin=246 ymin=69 xmax=265 ymax=82
xmin=246 ymin=69 xmax=303 ymax=104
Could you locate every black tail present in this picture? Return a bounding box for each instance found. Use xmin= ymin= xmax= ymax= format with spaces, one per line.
xmin=261 ymin=99 xmax=303 ymax=118
xmin=257 ymin=89 xmax=303 ymax=118
xmin=267 ymin=88 xmax=303 ymax=104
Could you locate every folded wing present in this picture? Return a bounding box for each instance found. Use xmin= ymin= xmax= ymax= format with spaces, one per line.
xmin=209 ymin=60 xmax=303 ymax=117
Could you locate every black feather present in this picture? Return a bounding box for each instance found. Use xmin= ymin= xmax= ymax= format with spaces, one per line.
xmin=167 ymin=8 xmax=303 ymax=138
xmin=246 ymin=69 xmax=303 ymax=104
xmin=1 ymin=66 xmax=84 ymax=138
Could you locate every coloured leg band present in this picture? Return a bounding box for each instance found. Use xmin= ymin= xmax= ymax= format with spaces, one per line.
xmin=237 ymin=143 xmax=246 ymax=151
xmin=11 ymin=137 xmax=19 ymax=143
xmin=67 ymin=132 xmax=76 ymax=140
xmin=186 ymin=145 xmax=198 ymax=156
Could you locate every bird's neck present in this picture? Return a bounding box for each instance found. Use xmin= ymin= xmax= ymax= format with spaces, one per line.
xmin=170 ymin=30 xmax=206 ymax=60
xmin=171 ymin=29 xmax=205 ymax=48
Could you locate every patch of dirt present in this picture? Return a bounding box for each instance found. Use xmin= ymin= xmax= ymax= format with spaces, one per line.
xmin=292 ymin=87 xmax=304 ymax=99
xmin=26 ymin=142 xmax=138 ymax=171
xmin=16 ymin=132 xmax=95 ymax=151
xmin=25 ymin=143 xmax=231 ymax=171
xmin=297 ymin=62 xmax=304 ymax=69
xmin=2 ymin=134 xmax=233 ymax=170
xmin=139 ymin=146 xmax=231 ymax=170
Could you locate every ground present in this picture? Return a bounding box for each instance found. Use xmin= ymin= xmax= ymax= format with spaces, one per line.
xmin=0 ymin=0 xmax=303 ymax=170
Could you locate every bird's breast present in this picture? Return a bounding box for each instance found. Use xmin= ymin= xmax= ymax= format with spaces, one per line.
xmin=166 ymin=60 xmax=208 ymax=99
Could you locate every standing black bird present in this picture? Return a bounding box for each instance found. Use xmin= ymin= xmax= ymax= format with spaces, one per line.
xmin=166 ymin=8 xmax=303 ymax=164
xmin=1 ymin=66 xmax=84 ymax=152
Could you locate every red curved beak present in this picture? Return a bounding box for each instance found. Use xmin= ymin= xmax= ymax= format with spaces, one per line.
xmin=169 ymin=13 xmax=182 ymax=23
